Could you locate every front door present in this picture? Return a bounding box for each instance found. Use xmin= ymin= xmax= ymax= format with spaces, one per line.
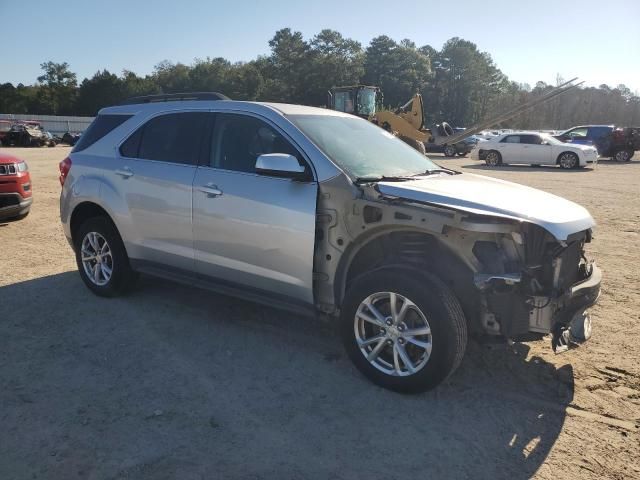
xmin=192 ymin=113 xmax=318 ymax=304
xmin=520 ymin=134 xmax=552 ymax=164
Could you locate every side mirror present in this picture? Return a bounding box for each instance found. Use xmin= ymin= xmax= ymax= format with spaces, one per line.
xmin=255 ymin=153 xmax=307 ymax=180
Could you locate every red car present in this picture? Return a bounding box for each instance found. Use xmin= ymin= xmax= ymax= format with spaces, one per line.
xmin=0 ymin=152 xmax=32 ymax=221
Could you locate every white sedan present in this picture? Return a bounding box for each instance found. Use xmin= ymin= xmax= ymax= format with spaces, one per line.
xmin=471 ymin=132 xmax=599 ymax=169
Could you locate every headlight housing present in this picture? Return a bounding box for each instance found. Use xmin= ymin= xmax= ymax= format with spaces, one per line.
xmin=17 ymin=161 xmax=28 ymax=172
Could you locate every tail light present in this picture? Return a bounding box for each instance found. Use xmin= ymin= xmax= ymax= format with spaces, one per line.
xmin=59 ymin=157 xmax=72 ymax=186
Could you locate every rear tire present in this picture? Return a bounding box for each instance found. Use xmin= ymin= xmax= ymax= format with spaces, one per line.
xmin=340 ymin=267 xmax=467 ymax=393
xmin=613 ymin=149 xmax=633 ymax=162
xmin=443 ymin=145 xmax=456 ymax=157
xmin=74 ymin=216 xmax=138 ymax=297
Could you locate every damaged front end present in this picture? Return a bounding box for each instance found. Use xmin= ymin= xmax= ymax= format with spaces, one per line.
xmin=472 ymin=224 xmax=601 ymax=352
xmin=314 ymin=172 xmax=602 ymax=355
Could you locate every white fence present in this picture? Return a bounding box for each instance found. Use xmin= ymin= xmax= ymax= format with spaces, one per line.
xmin=0 ymin=114 xmax=94 ymax=136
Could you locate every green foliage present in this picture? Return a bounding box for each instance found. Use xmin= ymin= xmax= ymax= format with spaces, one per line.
xmin=36 ymin=61 xmax=78 ymax=115
xmin=2 ymin=31 xmax=639 ymax=129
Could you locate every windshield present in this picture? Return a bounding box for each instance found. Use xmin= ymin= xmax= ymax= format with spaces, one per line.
xmin=289 ymin=114 xmax=440 ymax=179
xmin=356 ymin=88 xmax=377 ymax=116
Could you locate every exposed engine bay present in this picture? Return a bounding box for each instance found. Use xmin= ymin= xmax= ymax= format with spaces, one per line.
xmin=313 ymin=172 xmax=602 ymax=353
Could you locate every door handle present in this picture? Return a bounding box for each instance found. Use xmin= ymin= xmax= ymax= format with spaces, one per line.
xmin=198 ymin=183 xmax=223 ymax=197
xmin=115 ymin=167 xmax=134 ymax=178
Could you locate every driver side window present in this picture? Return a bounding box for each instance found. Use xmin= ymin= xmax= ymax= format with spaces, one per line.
xmin=568 ymin=128 xmax=588 ymax=138
xmin=211 ymin=114 xmax=302 ymax=174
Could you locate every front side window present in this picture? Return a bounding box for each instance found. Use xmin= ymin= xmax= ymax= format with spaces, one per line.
xmin=120 ymin=112 xmax=208 ymax=165
xmin=520 ymin=134 xmax=543 ymax=145
xmin=211 ymin=114 xmax=302 ymax=173
xmin=503 ymin=135 xmax=521 ymax=143
xmin=567 ymin=127 xmax=588 ymax=138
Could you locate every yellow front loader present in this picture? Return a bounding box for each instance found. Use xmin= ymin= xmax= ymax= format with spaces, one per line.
xmin=327 ymin=78 xmax=583 ymax=154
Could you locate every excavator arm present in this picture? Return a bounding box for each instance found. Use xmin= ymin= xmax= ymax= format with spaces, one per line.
xmin=433 ymin=77 xmax=584 ymax=145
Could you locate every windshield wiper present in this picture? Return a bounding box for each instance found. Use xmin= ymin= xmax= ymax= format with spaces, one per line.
xmin=354 ymin=175 xmax=417 ymax=184
xmin=420 ymin=168 xmax=460 ymax=176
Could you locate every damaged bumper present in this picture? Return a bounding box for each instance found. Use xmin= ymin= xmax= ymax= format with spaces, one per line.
xmin=475 ymin=262 xmax=602 ymax=352
xmin=551 ymin=263 xmax=601 ymax=352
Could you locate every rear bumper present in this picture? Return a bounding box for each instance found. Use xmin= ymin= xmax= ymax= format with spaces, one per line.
xmin=0 ymin=193 xmax=32 ymax=219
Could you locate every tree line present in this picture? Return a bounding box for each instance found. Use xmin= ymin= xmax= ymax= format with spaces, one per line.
xmin=1 ymin=28 xmax=639 ymax=129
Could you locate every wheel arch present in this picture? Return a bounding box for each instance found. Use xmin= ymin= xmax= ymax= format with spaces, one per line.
xmin=70 ymin=201 xmax=116 ymax=246
xmin=486 ymin=149 xmax=502 ymax=163
xmin=334 ymin=227 xmax=480 ymax=329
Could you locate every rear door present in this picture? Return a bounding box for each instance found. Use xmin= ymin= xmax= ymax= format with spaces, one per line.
xmin=192 ymin=112 xmax=318 ymax=304
xmin=587 ymin=126 xmax=613 ymax=154
xmin=498 ymin=135 xmax=525 ymax=162
xmin=109 ymin=111 xmax=209 ymax=270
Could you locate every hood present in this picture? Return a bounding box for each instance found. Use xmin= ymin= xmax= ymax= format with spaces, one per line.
xmin=0 ymin=152 xmax=21 ymax=165
xmin=377 ymin=173 xmax=595 ymax=240
xmin=566 ymin=142 xmax=597 ymax=152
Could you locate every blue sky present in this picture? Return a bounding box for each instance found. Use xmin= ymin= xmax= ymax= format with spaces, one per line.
xmin=2 ymin=0 xmax=639 ymax=92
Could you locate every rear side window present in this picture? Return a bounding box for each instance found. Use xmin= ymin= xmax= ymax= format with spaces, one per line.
xmin=588 ymin=126 xmax=612 ymax=140
xmin=120 ymin=128 xmax=143 ymax=158
xmin=73 ymin=114 xmax=132 ymax=152
xmin=120 ymin=112 xmax=208 ymax=165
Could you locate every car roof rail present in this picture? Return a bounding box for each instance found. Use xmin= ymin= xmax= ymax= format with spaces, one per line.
xmin=119 ymin=92 xmax=230 ymax=105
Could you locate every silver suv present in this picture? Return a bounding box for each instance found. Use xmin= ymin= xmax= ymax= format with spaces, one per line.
xmin=60 ymin=93 xmax=602 ymax=393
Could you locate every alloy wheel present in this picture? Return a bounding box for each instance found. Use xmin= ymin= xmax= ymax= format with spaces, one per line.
xmin=486 ymin=152 xmax=500 ymax=166
xmin=614 ymin=150 xmax=630 ymax=162
xmin=354 ymin=291 xmax=433 ymax=377
xmin=81 ymin=231 xmax=113 ymax=286
xmin=559 ymin=153 xmax=577 ymax=169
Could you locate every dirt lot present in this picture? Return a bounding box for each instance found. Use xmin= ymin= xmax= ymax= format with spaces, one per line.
xmin=1 ymin=146 xmax=639 ymax=479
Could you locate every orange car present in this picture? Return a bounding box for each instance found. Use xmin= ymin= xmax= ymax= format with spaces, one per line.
xmin=0 ymin=152 xmax=32 ymax=221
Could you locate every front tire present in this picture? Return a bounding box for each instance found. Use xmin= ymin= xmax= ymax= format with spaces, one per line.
xmin=74 ymin=216 xmax=137 ymax=297
xmin=340 ymin=268 xmax=467 ymax=393
xmin=558 ymin=152 xmax=579 ymax=169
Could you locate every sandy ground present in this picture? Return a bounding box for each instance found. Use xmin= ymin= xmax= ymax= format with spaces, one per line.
xmin=1 ymin=146 xmax=639 ymax=480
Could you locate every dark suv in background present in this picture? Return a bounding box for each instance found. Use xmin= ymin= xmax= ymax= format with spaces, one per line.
xmin=555 ymin=125 xmax=640 ymax=162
